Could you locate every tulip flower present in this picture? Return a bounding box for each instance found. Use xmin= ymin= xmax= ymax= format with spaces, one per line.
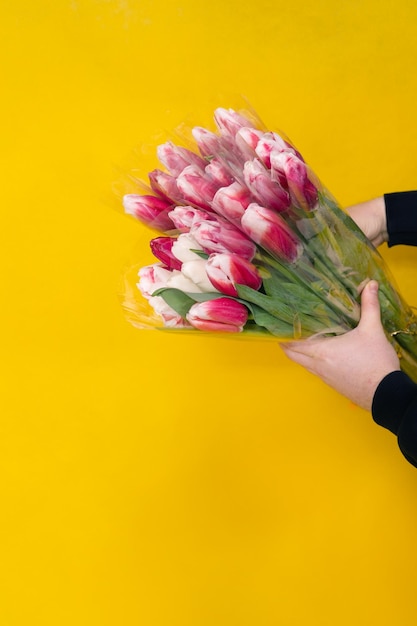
xmin=211 ymin=181 xmax=253 ymax=222
xmin=166 ymin=270 xmax=204 ymax=293
xmin=157 ymin=141 xmax=206 ymax=176
xmin=168 ymin=206 xmax=215 ymax=232
xmin=138 ymin=264 xmax=189 ymax=327
xmin=205 ymin=158 xmax=234 ymax=187
xmin=171 ymin=232 xmax=205 ymax=263
xmin=214 ymin=107 xmax=255 ymax=137
xmin=123 ymin=194 xmax=175 ymax=232
xmin=243 ymin=160 xmax=290 ymax=213
xmin=150 ymin=237 xmax=183 ymax=271
xmin=176 ymin=164 xmax=220 ymax=210
xmin=191 ymin=218 xmax=257 ymax=260
xmin=181 ymin=259 xmax=219 ymax=292
xmin=254 ymin=132 xmax=296 ymax=168
xmin=206 ymin=253 xmax=262 ymax=297
xmin=241 ymin=203 xmax=302 ymax=263
xmin=192 ymin=126 xmax=233 ymax=158
xmin=148 ymin=168 xmax=184 ymax=204
xmin=186 ymin=297 xmax=248 ymax=332
xmin=272 ymin=151 xmax=318 ymax=210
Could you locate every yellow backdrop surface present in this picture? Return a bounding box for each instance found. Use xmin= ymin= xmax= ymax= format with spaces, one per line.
xmin=2 ymin=1 xmax=417 ymax=624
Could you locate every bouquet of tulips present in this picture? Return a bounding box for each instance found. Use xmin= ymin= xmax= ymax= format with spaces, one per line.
xmin=117 ymin=105 xmax=417 ymax=381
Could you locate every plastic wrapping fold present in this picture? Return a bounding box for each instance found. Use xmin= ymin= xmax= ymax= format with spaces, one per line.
xmin=113 ymin=101 xmax=417 ymax=380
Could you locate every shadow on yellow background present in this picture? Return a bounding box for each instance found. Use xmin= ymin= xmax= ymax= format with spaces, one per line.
xmin=2 ymin=1 xmax=417 ymax=624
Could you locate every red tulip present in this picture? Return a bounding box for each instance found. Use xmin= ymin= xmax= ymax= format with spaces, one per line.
xmin=150 ymin=237 xmax=183 ymax=270
xmin=176 ymin=165 xmax=220 ymax=210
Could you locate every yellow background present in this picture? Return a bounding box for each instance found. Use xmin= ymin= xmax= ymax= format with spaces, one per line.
xmin=2 ymin=1 xmax=417 ymax=624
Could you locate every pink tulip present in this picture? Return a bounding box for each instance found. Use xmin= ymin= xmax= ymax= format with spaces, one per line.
xmin=148 ymin=169 xmax=184 ymax=204
xmin=241 ymin=203 xmax=302 ymax=263
xmin=211 ymin=181 xmax=253 ymax=222
xmin=123 ymin=194 xmax=175 ymax=232
xmin=176 ymin=165 xmax=221 ymax=210
xmin=254 ymin=132 xmax=293 ymax=168
xmin=273 ymin=152 xmax=318 ymax=210
xmin=138 ymin=263 xmax=172 ymax=299
xmin=157 ymin=141 xmax=206 ymax=176
xmin=235 ymin=127 xmax=264 ymax=160
xmin=214 ymin=108 xmax=255 ymax=137
xmin=243 ymin=160 xmax=290 ymax=213
xmin=206 ymin=253 xmax=262 ymax=297
xmin=205 ymin=158 xmax=234 ymax=187
xmin=150 ymin=237 xmax=183 ymax=270
xmin=186 ymin=298 xmax=248 ymax=332
xmin=191 ymin=218 xmax=257 ymax=260
xmin=192 ymin=126 xmax=232 ymax=158
xmin=168 ymin=206 xmax=216 ymax=232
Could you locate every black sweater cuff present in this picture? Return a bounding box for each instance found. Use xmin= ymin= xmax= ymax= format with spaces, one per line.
xmin=384 ymin=191 xmax=417 ymax=247
xmin=372 ymin=370 xmax=417 ymax=434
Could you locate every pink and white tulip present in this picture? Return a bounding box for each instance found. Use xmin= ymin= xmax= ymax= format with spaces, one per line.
xmin=211 ymin=181 xmax=253 ymax=223
xmin=205 ymin=158 xmax=234 ymax=187
xmin=168 ymin=206 xmax=215 ymax=233
xmin=206 ymin=253 xmax=262 ymax=297
xmin=181 ymin=259 xmax=219 ymax=292
xmin=241 ymin=203 xmax=302 ymax=263
xmin=243 ymin=160 xmax=290 ymax=213
xmin=148 ymin=169 xmax=184 ymax=204
xmin=176 ymin=165 xmax=220 ymax=210
xmin=157 ymin=141 xmax=206 ymax=176
xmin=123 ymin=194 xmax=175 ymax=232
xmin=138 ymin=264 xmax=189 ymax=327
xmin=186 ymin=298 xmax=248 ymax=332
xmin=214 ymin=108 xmax=255 ymax=137
xmin=150 ymin=237 xmax=183 ymax=271
xmin=191 ymin=218 xmax=257 ymax=260
xmin=272 ymin=152 xmax=318 ymax=210
xmin=171 ymin=233 xmax=205 ymax=263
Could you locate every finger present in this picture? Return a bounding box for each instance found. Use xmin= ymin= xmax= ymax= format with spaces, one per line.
xmin=281 ymin=346 xmax=315 ymax=370
xmin=358 ymin=280 xmax=383 ymax=331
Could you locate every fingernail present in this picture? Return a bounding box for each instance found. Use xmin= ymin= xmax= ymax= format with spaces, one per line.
xmin=368 ymin=280 xmax=379 ymax=293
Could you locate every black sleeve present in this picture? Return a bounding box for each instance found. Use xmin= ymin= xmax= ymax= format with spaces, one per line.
xmin=385 ymin=191 xmax=417 ymax=247
xmin=372 ymin=371 xmax=417 ymax=468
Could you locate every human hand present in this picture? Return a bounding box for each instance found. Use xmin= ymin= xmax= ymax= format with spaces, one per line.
xmin=346 ymin=197 xmax=388 ymax=247
xmin=280 ymin=281 xmax=400 ymax=410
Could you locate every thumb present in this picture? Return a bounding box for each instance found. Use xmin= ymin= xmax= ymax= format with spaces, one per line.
xmin=358 ymin=280 xmax=382 ymax=331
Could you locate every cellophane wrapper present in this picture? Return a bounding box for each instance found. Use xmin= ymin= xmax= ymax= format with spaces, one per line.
xmin=113 ymin=102 xmax=417 ymax=382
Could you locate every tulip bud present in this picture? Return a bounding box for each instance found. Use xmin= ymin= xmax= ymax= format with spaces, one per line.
xmin=192 ymin=218 xmax=257 ymax=260
xmin=138 ymin=264 xmax=189 ymax=327
xmin=243 ymin=160 xmax=290 ymax=213
xmin=205 ymin=158 xmax=234 ymax=187
xmin=241 ymin=203 xmax=302 ymax=263
xmin=150 ymin=237 xmax=183 ymax=270
xmin=192 ymin=126 xmax=229 ymax=158
xmin=176 ymin=165 xmax=220 ymax=210
xmin=186 ymin=297 xmax=248 ymax=332
xmin=168 ymin=206 xmax=215 ymax=232
xmin=206 ymin=253 xmax=262 ymax=297
xmin=254 ymin=132 xmax=293 ymax=168
xmin=211 ymin=181 xmax=253 ymax=222
xmin=166 ymin=270 xmax=203 ymax=293
xmin=148 ymin=169 xmax=184 ymax=204
xmin=157 ymin=141 xmax=206 ymax=176
xmin=138 ymin=263 xmax=172 ymax=300
xmin=214 ymin=108 xmax=255 ymax=137
xmin=273 ymin=152 xmax=318 ymax=210
xmin=171 ymin=233 xmax=205 ymax=262
xmin=123 ymin=194 xmax=175 ymax=232
xmin=181 ymin=259 xmax=219 ymax=292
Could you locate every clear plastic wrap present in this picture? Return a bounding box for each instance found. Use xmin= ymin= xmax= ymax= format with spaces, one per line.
xmin=113 ymin=102 xmax=417 ymax=381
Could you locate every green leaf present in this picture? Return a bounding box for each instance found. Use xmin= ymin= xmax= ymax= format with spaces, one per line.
xmin=152 ymin=288 xmax=197 ymax=318
xmin=190 ymin=249 xmax=210 ymax=260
